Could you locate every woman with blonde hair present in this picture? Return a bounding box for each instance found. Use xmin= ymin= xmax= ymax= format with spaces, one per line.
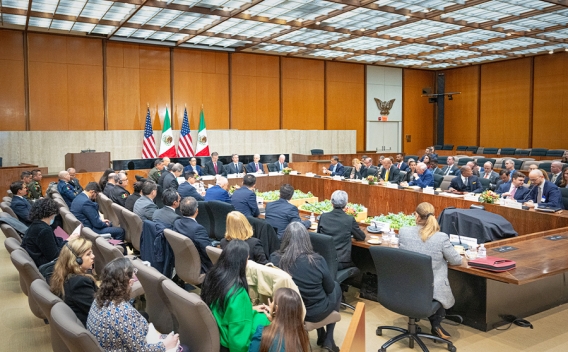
xmin=350 ymin=158 xmax=363 ymax=179
xmin=398 ymin=202 xmax=462 ymax=340
xmin=50 ymin=237 xmax=97 ymax=326
xmin=220 ymin=211 xmax=268 ymax=264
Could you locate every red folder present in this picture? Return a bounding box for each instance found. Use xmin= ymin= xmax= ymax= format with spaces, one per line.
xmin=468 ymin=256 xmax=516 ymax=272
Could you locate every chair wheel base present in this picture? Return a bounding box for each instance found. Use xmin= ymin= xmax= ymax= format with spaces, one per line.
xmin=449 ymin=346 xmax=457 ymax=352
xmin=379 ymin=348 xmax=387 ymax=352
xmin=376 ymin=328 xmax=382 ymax=336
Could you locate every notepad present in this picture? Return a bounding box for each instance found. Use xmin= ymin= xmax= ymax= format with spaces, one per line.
xmin=54 ymin=226 xmax=69 ymax=240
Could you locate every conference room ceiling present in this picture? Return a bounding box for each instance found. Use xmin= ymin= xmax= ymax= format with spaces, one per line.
xmin=1 ymin=0 xmax=567 ymax=69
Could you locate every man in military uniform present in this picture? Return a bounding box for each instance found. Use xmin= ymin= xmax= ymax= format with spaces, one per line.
xmin=67 ymin=168 xmax=83 ymax=195
xmin=20 ymin=171 xmax=32 ymax=200
xmin=28 ymin=169 xmax=43 ymax=200
xmin=110 ymin=172 xmax=131 ymax=207
xmin=148 ymin=159 xmax=164 ymax=183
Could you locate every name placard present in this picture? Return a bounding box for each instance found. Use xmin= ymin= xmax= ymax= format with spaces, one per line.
xmin=268 ymin=172 xmax=281 ymax=176
xmin=387 ymin=182 xmax=399 ymax=189
xmin=227 ymin=174 xmax=239 ymax=179
xmin=464 ymin=193 xmax=479 ymax=202
xmin=290 ymin=171 xmax=298 ymax=175
xmin=201 ymin=175 xmax=215 ymax=181
xmin=423 ymin=187 xmax=435 ymax=194
xmin=449 ymin=234 xmax=478 ymax=249
xmin=305 ymin=172 xmax=315 ymax=177
xmin=332 ymin=176 xmax=342 ymax=181
xmin=503 ymin=199 xmax=522 ymax=209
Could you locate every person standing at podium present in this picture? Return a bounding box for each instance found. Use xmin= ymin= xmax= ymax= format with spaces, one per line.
xmin=110 ymin=173 xmax=131 ymax=207
xmin=148 ymin=159 xmax=164 ymax=183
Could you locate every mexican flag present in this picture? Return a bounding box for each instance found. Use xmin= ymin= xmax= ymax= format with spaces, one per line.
xmin=195 ymin=108 xmax=210 ymax=156
xmin=158 ymin=107 xmax=177 ymax=158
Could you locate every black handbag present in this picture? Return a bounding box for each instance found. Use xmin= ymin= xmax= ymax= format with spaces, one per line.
xmin=39 ymin=258 xmax=57 ymax=284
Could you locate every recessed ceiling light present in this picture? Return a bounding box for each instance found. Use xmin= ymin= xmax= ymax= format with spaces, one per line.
xmin=549 ymin=50 xmax=554 ymax=54
xmin=506 ymin=33 xmax=512 ymax=36
xmin=223 ymin=7 xmax=231 ymax=11
xmin=360 ymin=28 xmax=366 ymax=31
xmin=405 ymin=15 xmax=410 ymax=18
xmin=423 ymin=9 xmax=429 ymax=13
xmin=243 ymin=10 xmax=250 ymax=15
xmin=297 ymin=18 xmax=303 ymax=22
xmin=315 ymin=21 xmax=321 ymax=25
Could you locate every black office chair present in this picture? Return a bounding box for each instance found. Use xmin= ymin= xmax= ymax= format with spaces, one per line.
xmin=475 ymin=158 xmax=496 ymax=167
xmin=457 ymin=157 xmax=473 ymax=166
xmin=560 ymin=188 xmax=568 ymax=210
xmin=479 ymin=177 xmax=491 ymax=191
xmin=433 ymin=145 xmax=442 ymax=150
xmin=207 ymin=201 xmax=234 ymax=240
xmin=500 ymin=148 xmax=517 ymax=156
xmin=442 ymin=145 xmax=453 ymax=150
xmin=370 ymin=246 xmax=456 ymax=352
xmin=196 ymin=201 xmax=214 ymax=238
xmin=433 ymin=174 xmax=444 ymax=189
xmin=546 ymin=149 xmax=565 ymax=157
xmin=309 ymin=232 xmax=359 ymax=310
xmin=343 ymin=166 xmax=353 ymax=178
xmin=456 ymin=146 xmax=467 ymax=152
xmin=538 ymin=162 xmax=552 ymax=173
xmin=155 ymin=184 xmax=164 ymax=208
xmin=530 ymin=148 xmax=548 ymax=156
xmin=311 ymin=149 xmax=324 ymax=155
xmin=515 ymin=149 xmax=530 ymax=156
xmin=437 ymin=156 xmax=448 ymax=165
xmin=267 ymin=164 xmax=278 ymax=172
xmin=404 ymin=155 xmax=419 ymax=162
xmin=466 ymin=146 xmax=478 ymax=153
xmin=483 ymin=147 xmax=499 ymax=154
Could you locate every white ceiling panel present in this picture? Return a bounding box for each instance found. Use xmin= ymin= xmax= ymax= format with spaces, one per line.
xmin=248 ymin=0 xmax=344 ymax=21
xmin=377 ymin=19 xmax=462 ymax=39
xmin=347 ymin=54 xmax=392 ymax=62
xmin=421 ymin=50 xmax=481 ymax=60
xmin=277 ymin=28 xmax=349 ymax=45
xmin=378 ymin=0 xmax=465 ymax=13
xmin=379 ymin=43 xmax=440 ymax=55
xmin=429 ymin=29 xmax=506 ymax=45
xmin=393 ymin=59 xmax=431 ymax=66
xmin=322 ymin=8 xmax=407 ymax=31
xmin=459 ymin=54 xmax=508 ymax=63
xmin=473 ymin=37 xmax=548 ymax=51
xmin=331 ymin=37 xmax=399 ymax=51
xmin=307 ymin=49 xmax=349 ymax=58
xmin=252 ymin=43 xmax=302 ymax=53
xmin=2 ymin=13 xmax=27 ymax=26
xmin=2 ymin=0 xmax=30 ymax=10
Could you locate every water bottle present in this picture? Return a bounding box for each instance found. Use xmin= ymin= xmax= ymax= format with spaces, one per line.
xmin=309 ymin=212 xmax=315 ymax=223
xmin=388 ymin=228 xmax=398 ymax=247
xmin=478 ymin=243 xmax=486 ymax=258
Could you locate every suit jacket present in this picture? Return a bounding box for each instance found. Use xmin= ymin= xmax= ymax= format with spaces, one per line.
xmin=246 ymin=162 xmax=264 ymax=174
xmin=110 ymin=185 xmax=130 ymax=207
xmin=399 ymin=226 xmax=462 ymax=308
xmin=401 ymin=170 xmax=417 ymax=183
xmin=273 ymin=161 xmax=288 ymax=172
xmin=203 ymin=160 xmax=226 ymax=176
xmin=227 ymin=162 xmax=244 ymax=174
xmin=152 ymin=206 xmax=181 ymax=227
xmin=440 ymin=165 xmax=459 ymax=176
xmin=133 ymin=196 xmax=158 ymax=221
xmin=221 ymin=237 xmax=268 ymax=265
xmin=433 ymin=167 xmax=445 ymax=175
xmin=231 ymin=187 xmax=260 ymax=217
xmin=172 ymin=217 xmax=213 ymax=273
xmin=160 ymin=171 xmax=179 ymax=191
xmin=526 ymin=181 xmax=564 ymax=209
xmin=71 ymin=192 xmax=109 ymax=231
xmin=394 ymin=161 xmax=409 ymax=172
xmin=496 ymin=182 xmax=530 ymax=202
xmin=409 ymin=169 xmax=434 ymax=188
xmin=317 ymin=208 xmax=365 ymax=265
xmin=327 ymin=162 xmax=345 ymax=177
xmin=63 ymin=275 xmax=97 ymax=327
xmin=479 ymin=170 xmax=499 ymax=184
xmin=361 ymin=165 xmax=378 ymax=178
xmin=379 ymin=165 xmax=401 ymax=184
xmin=70 ymin=178 xmax=83 ymax=194
xmin=58 ymin=180 xmax=77 ymax=207
xmin=10 ymin=196 xmax=31 ymax=226
xmin=349 ymin=167 xmax=363 ymax=180
xmin=265 ymin=198 xmax=311 ymax=238
xmin=449 ymin=175 xmax=483 ymax=193
xmin=177 ymin=182 xmax=204 ymax=201
xmin=102 ymin=183 xmax=114 ymax=198
xmin=204 ymin=185 xmax=231 ymax=204
xmin=124 ymin=193 xmax=141 ymax=212
xmin=550 ymin=172 xmax=563 ymax=187
xmin=183 ymin=164 xmax=203 ymax=176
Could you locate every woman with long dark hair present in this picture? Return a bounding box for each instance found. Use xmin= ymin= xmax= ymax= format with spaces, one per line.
xmin=399 ymin=202 xmax=462 ymax=340
xmin=201 ymin=240 xmax=270 ymax=352
xmin=248 ymin=287 xmax=310 ymax=352
xmin=270 ymin=223 xmax=341 ymax=352
xmin=98 ymin=168 xmax=114 ymax=191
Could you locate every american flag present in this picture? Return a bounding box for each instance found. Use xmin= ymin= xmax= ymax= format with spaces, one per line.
xmin=142 ymin=107 xmax=157 ymax=159
xmin=177 ymin=107 xmax=195 ymax=157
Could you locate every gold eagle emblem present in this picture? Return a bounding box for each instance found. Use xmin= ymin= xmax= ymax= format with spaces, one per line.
xmin=374 ymin=98 xmax=396 ymax=116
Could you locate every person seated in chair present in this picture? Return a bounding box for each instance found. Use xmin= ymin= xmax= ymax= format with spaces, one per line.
xmin=496 ymin=172 xmax=529 ymax=202
xmin=67 ymin=168 xmax=83 ymax=195
xmin=479 ymin=161 xmax=499 ymax=184
xmin=205 ymin=177 xmax=231 ymax=204
xmin=378 ymin=158 xmax=401 ymax=184
xmin=160 ymin=163 xmax=183 ymax=191
xmin=273 ymin=154 xmax=288 ymax=172
xmin=361 ymin=157 xmax=378 ymax=178
xmin=10 ymin=181 xmax=32 ymax=226
xmin=221 ymin=211 xmax=268 ymax=264
xmin=399 ymin=202 xmax=462 ymax=340
xmin=523 ymin=170 xmax=564 ymax=209
xmin=448 ymin=166 xmax=483 ymax=194
xmin=125 ymin=181 xmax=143 ymax=212
xmin=29 ymin=169 xmax=43 ymax=200
xmin=152 ymin=188 xmax=181 ymax=227
xmin=246 ymin=154 xmax=264 ymax=174
xmin=231 ymin=174 xmax=260 ymax=218
xmin=148 ymin=159 xmax=165 ymax=183
xmin=183 ymin=157 xmax=203 ymax=176
xmin=394 ymin=153 xmax=409 ymax=172
xmin=322 ymin=156 xmax=344 ymax=176
xmin=57 ymin=170 xmax=77 ymax=207
xmin=203 ymin=152 xmax=226 ymax=176
xmin=494 ymin=169 xmax=510 ymax=191
xmin=70 ymin=182 xmax=125 ymax=242
xmin=440 ymin=156 xmax=459 ymax=176
xmin=403 ymin=162 xmax=434 ymax=188
xmin=102 ymin=173 xmax=116 ymax=198
xmin=265 ymin=183 xmax=311 ymax=239
xmin=178 ymin=172 xmax=205 ymax=201
xmin=109 ymin=172 xmax=130 ymax=207
xmin=349 ymin=158 xmax=363 ymax=180
xmin=550 ymin=162 xmax=564 ymax=187
xmin=227 ymin=154 xmax=244 ymax=175
xmin=133 ymin=181 xmax=158 ymax=221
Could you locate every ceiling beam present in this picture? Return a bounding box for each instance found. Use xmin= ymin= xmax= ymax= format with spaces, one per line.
xmin=24 ymin=0 xmax=33 ymax=31
xmin=107 ymin=0 xmax=150 ymax=38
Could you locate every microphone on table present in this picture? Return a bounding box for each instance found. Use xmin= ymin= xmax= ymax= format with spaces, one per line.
xmin=452 ymin=221 xmax=469 ymax=250
xmin=521 ymin=184 xmax=535 ymax=210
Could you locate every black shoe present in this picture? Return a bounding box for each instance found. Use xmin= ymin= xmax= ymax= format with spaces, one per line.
xmin=431 ymin=325 xmax=451 ymax=340
xmin=316 ymin=329 xmax=327 ymax=346
xmin=322 ymin=341 xmax=340 ymax=352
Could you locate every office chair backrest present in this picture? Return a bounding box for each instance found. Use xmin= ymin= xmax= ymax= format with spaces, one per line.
xmin=1 ymin=223 xmax=22 ymax=243
xmin=483 ymin=147 xmax=499 ymax=154
xmin=4 ymin=237 xmax=22 ymax=253
xmin=95 ymin=237 xmax=123 ymax=268
xmin=63 ymin=213 xmax=81 ymax=236
xmin=369 ymin=246 xmax=434 ymax=318
xmin=206 ymin=246 xmax=222 ymax=265
xmin=434 ymin=174 xmax=444 ymax=189
xmin=163 ymin=229 xmax=204 ymax=285
xmin=50 ymin=302 xmax=104 ymax=352
xmin=111 ymin=203 xmax=129 ymax=243
xmin=207 ymin=201 xmax=234 ymax=240
xmin=80 ymin=227 xmax=105 ymax=275
xmin=546 ymin=149 xmax=565 ymax=157
xmin=308 ymin=232 xmax=338 ymax=278
xmin=560 ymin=188 xmax=568 ymax=211
xmin=311 ymin=149 xmax=324 ymax=155
xmin=530 ymin=148 xmax=548 ymax=156
xmin=196 ymin=201 xmax=214 ymax=238
xmin=0 ymin=202 xmax=17 ymax=218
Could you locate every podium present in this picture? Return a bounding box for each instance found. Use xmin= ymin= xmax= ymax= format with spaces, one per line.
xmin=65 ymin=152 xmax=110 ymax=172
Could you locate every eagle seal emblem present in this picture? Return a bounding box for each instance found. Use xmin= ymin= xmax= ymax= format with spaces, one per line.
xmin=374 ymin=98 xmax=395 ymax=121
xmin=162 ymin=135 xmax=173 ymax=146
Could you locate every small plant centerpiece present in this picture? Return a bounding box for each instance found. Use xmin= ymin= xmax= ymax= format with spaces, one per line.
xmin=367 ymin=175 xmax=378 ymax=185
xmin=479 ymin=190 xmax=499 ymax=204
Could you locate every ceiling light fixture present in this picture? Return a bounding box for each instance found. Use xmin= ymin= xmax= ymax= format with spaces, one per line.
xmin=549 ymin=50 xmax=554 ymax=54
xmin=297 ymin=18 xmax=303 ymax=22
xmin=316 ymin=21 xmax=321 ymax=25
xmin=243 ymin=10 xmax=250 ymax=15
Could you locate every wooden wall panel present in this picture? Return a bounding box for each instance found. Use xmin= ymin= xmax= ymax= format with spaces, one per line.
xmin=28 ymin=33 xmax=103 ymax=131
xmin=282 ymin=58 xmax=324 ymax=130
xmin=173 ymin=49 xmax=229 ymax=131
xmin=140 ymin=46 xmax=170 ymax=130
xmin=326 ymin=62 xmax=365 ymax=151
xmin=0 ymin=30 xmax=25 ymax=131
xmin=443 ymin=66 xmax=479 ymax=147
xmin=403 ymin=69 xmax=435 ymax=153
xmin=230 ymin=53 xmax=280 ymax=130
xmin=479 ymin=58 xmax=531 ymax=148
xmin=532 ymin=53 xmax=568 ymax=149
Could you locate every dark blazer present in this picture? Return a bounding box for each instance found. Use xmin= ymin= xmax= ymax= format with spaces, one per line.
xmin=401 ymin=170 xmax=417 ymax=183
xmin=379 ymin=165 xmax=401 ymax=184
xmin=409 ymin=169 xmax=434 ymax=188
xmin=173 ymin=217 xmax=213 ymax=273
xmin=440 ymin=165 xmax=459 ymax=176
xmin=177 ymin=182 xmax=204 ymax=201
xmin=70 ymin=178 xmax=83 ymax=194
xmin=71 ymin=193 xmax=109 ymax=231
xmin=317 ymin=208 xmax=365 ymax=267
xmin=160 ymin=171 xmax=179 ymax=191
xmin=327 ymin=163 xmax=345 ymax=177
xmin=204 ymin=185 xmax=231 ymax=203
xmin=58 ymin=180 xmax=76 ymax=207
xmin=63 ymin=275 xmax=97 ymax=327
xmin=221 ymin=237 xmax=268 ymax=265
xmin=10 ymin=196 xmax=31 ymax=226
xmin=394 ymin=161 xmax=409 ymax=172
xmin=480 ymin=170 xmax=499 ymax=184
xmin=183 ymin=164 xmax=203 ymax=176
xmin=227 ymin=162 xmax=244 ymax=174
xmin=21 ymin=220 xmax=64 ymax=267
xmin=124 ymin=193 xmax=141 ymax=212
xmin=152 ymin=207 xmax=181 ymax=227
xmin=265 ymin=198 xmax=311 ymax=238
xmin=526 ymin=181 xmax=564 ymax=209
xmin=496 ymin=182 xmax=530 ymax=202
xmin=110 ymin=185 xmax=130 ymax=207
xmin=203 ymin=160 xmax=226 ymax=176
xmin=273 ymin=161 xmax=288 ymax=171
xmin=246 ymin=162 xmax=264 ymax=174
xmin=449 ymin=175 xmax=483 ymax=193
xmin=231 ymin=187 xmax=260 ymax=217
xmin=350 ymin=167 xmax=363 ymax=180
xmin=550 ymin=172 xmax=563 ymax=187
xmin=102 ymin=183 xmax=114 ymax=198
xmin=361 ymin=165 xmax=378 ymax=178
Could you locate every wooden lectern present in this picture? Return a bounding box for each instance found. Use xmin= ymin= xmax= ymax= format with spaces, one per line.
xmin=65 ymin=152 xmax=110 ymax=173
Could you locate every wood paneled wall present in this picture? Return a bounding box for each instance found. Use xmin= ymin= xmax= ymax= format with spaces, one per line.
xmin=444 ymin=66 xmax=479 ymax=147
xmin=326 ymin=62 xmax=365 ymax=151
xmin=403 ymin=69 xmax=435 ymax=153
xmin=0 ymin=30 xmax=25 ymax=131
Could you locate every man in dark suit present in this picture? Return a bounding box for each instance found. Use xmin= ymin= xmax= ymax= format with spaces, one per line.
xmin=479 ymin=161 xmax=499 ymax=184
xmin=407 ymin=163 xmax=434 ymax=188
xmin=227 ymin=154 xmax=244 ymax=174
xmin=160 ymin=163 xmax=183 ymax=191
xmin=246 ymin=154 xmax=264 ymax=174
xmin=183 ymin=157 xmax=203 ymax=176
xmin=265 ymin=184 xmax=311 ymax=239
xmin=494 ymin=169 xmax=510 ymax=191
xmin=110 ymin=172 xmax=130 ymax=207
xmin=448 ymin=166 xmax=483 ymax=193
xmin=503 ymin=159 xmax=516 ymax=178
xmin=231 ymin=174 xmax=260 ymax=217
xmin=173 ymin=197 xmax=213 ymax=273
xmin=57 ymin=170 xmax=77 ymax=207
xmin=202 ymin=152 xmax=226 ymax=176
xmin=323 ymin=155 xmax=344 ymax=176
xmin=394 ymin=153 xmax=409 ymax=172
xmin=125 ymin=181 xmax=143 ymax=212
xmin=524 ymin=170 xmax=564 ymax=209
xmin=67 ymin=168 xmax=83 ymax=195
xmin=378 ymin=158 xmax=401 ymax=184
xmin=440 ymin=156 xmax=459 ymax=176
xmin=361 ymin=157 xmax=378 ymax=178
xmin=9 ymin=181 xmax=32 ymax=225
xmin=550 ymin=162 xmax=563 ymax=187
xmin=204 ymin=177 xmax=231 ymax=203
xmin=419 ymin=147 xmax=432 ymax=162
xmin=496 ymin=172 xmax=529 ymax=202
xmin=273 ymin=154 xmax=288 ymax=172
xmin=102 ymin=173 xmax=116 ymax=198
xmin=152 ymin=188 xmax=181 ymax=226
xmin=70 ymin=182 xmax=125 ymax=240
xmin=178 ymin=172 xmax=204 ymax=201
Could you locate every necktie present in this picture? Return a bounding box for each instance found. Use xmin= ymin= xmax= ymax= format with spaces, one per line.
xmin=537 ymin=186 xmax=543 ymax=203
xmin=280 ymin=163 xmax=283 ymax=170
xmin=385 ymin=169 xmax=389 ymax=182
xmin=446 ymin=167 xmax=451 ymax=175
xmin=235 ymin=164 xmax=238 ymax=172
xmin=552 ymin=174 xmax=557 ymax=183
xmin=256 ymin=164 xmax=259 ymax=171
xmin=214 ymin=163 xmax=218 ymax=174
xmin=485 ymin=173 xmax=490 ymax=179
xmin=465 ymin=177 xmax=469 ymax=190
xmin=510 ymin=187 xmax=517 ymax=199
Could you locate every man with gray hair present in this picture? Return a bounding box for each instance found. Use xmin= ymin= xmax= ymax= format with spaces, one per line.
xmin=246 ymin=154 xmax=264 ymax=174
xmin=317 ymin=190 xmax=366 ymax=269
xmin=204 ymin=176 xmax=231 ymax=203
xmin=110 ymin=172 xmax=131 ymax=207
xmin=480 ymin=161 xmax=499 ymax=183
xmin=103 ymin=172 xmax=116 ymax=198
xmin=57 ymin=170 xmax=76 ymax=207
xmin=406 ymin=162 xmax=434 ymax=188
xmin=550 ymin=161 xmax=563 ymax=187
xmin=273 ymin=154 xmax=288 ymax=172
xmin=173 ymin=197 xmax=213 ymax=273
xmin=160 ymin=163 xmax=183 ymax=191
xmin=67 ymin=167 xmax=83 ymax=194
xmin=524 ymin=169 xmax=563 ymax=209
